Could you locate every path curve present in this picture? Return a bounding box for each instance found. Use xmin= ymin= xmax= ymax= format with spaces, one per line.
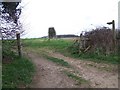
xmin=25 ymin=51 xmax=86 ymax=88
xmin=24 ymin=48 xmax=118 ymax=88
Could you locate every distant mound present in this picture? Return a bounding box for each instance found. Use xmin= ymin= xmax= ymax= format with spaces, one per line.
xmin=41 ymin=34 xmax=79 ymax=38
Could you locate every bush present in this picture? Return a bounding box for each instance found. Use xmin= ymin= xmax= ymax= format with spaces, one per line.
xmin=84 ymin=27 xmax=114 ymax=55
xmin=2 ymin=40 xmax=16 ymax=61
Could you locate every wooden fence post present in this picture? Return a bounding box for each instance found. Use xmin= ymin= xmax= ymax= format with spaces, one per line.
xmin=79 ymin=33 xmax=83 ymax=54
xmin=112 ymin=20 xmax=116 ymax=53
xmin=16 ymin=32 xmax=21 ymax=57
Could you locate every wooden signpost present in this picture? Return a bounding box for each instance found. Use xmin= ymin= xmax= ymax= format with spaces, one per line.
xmin=16 ymin=31 xmax=21 ymax=57
xmin=107 ymin=20 xmax=116 ymax=53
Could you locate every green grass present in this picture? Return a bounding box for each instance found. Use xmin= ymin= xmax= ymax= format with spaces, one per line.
xmin=43 ymin=55 xmax=71 ymax=68
xmin=22 ymin=38 xmax=72 ymax=53
xmin=22 ymin=38 xmax=119 ymax=64
xmin=70 ymin=53 xmax=119 ymax=64
xmin=2 ymin=54 xmax=35 ymax=88
xmin=63 ymin=70 xmax=88 ymax=85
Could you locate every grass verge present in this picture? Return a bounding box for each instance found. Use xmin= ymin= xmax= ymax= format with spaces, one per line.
xmin=2 ymin=55 xmax=35 ymax=88
xmin=69 ymin=53 xmax=119 ymax=64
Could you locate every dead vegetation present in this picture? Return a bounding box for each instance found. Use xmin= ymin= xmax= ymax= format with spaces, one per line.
xmin=73 ymin=26 xmax=118 ymax=55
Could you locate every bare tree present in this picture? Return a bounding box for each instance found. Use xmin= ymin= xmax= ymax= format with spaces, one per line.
xmin=0 ymin=2 xmax=23 ymax=58
xmin=0 ymin=2 xmax=23 ymax=40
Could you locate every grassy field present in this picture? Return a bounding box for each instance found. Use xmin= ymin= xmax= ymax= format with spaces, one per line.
xmin=22 ymin=38 xmax=73 ymax=52
xmin=22 ymin=38 xmax=119 ymax=64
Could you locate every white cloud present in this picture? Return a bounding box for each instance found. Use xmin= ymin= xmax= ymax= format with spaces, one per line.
xmin=20 ymin=0 xmax=119 ymax=38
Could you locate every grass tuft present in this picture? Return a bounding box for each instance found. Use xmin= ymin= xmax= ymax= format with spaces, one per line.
xmin=63 ymin=70 xmax=88 ymax=85
xmin=43 ymin=55 xmax=71 ymax=68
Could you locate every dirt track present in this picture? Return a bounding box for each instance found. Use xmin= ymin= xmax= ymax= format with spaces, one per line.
xmin=25 ymin=52 xmax=84 ymax=88
xmin=24 ymin=49 xmax=118 ymax=88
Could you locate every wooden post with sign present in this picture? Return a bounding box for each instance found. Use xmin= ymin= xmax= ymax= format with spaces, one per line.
xmin=112 ymin=20 xmax=116 ymax=53
xmin=16 ymin=32 xmax=21 ymax=57
xmin=107 ymin=20 xmax=116 ymax=53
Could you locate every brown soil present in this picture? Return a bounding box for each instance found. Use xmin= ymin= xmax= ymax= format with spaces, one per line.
xmin=24 ymin=48 xmax=118 ymax=88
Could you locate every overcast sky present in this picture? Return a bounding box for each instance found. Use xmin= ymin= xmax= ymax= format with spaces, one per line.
xmin=19 ymin=0 xmax=119 ymax=38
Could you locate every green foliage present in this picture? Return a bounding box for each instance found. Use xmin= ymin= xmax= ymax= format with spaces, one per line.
xmin=2 ymin=53 xmax=35 ymax=88
xmin=2 ymin=40 xmax=16 ymax=59
xmin=67 ymin=42 xmax=79 ymax=54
